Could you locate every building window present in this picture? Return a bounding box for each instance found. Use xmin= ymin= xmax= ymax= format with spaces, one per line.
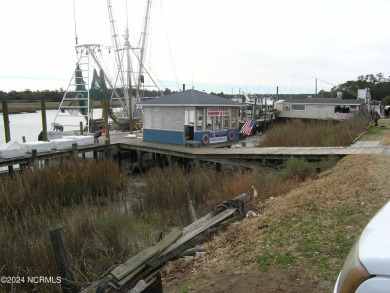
xmin=334 ymin=106 xmax=350 ymax=113
xmin=292 ymin=104 xmax=306 ymax=111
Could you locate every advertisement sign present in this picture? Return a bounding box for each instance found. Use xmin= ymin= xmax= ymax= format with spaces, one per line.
xmin=209 ymin=131 xmax=228 ymax=144
xmin=207 ymin=107 xmax=230 ymax=116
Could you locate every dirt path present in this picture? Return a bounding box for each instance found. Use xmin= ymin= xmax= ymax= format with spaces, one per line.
xmin=162 ymin=119 xmax=390 ymax=293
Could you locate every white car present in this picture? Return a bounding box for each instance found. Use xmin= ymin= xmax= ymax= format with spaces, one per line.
xmin=334 ymin=200 xmax=390 ymax=293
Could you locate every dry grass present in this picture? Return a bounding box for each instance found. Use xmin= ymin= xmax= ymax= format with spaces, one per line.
xmin=0 ymin=157 xmax=323 ymax=292
xmin=1 ymin=156 xmax=323 ymax=292
xmin=0 ymin=160 xmax=140 ymax=292
xmin=261 ymin=113 xmax=369 ymax=147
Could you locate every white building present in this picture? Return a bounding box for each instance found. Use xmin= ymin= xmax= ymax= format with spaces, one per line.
xmin=274 ymin=98 xmax=366 ymax=120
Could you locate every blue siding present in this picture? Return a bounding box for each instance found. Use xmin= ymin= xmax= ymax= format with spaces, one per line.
xmin=143 ymin=129 xmax=184 ymax=145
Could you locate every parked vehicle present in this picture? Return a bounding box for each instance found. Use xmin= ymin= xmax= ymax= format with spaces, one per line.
xmin=334 ymin=200 xmax=390 ymax=293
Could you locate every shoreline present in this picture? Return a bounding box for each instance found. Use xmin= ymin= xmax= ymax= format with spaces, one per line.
xmin=0 ymin=101 xmax=106 ymax=114
xmin=0 ymin=101 xmax=60 ymax=114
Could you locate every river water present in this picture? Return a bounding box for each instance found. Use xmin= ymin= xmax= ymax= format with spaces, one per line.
xmin=0 ymin=109 xmax=263 ymax=147
xmin=0 ymin=110 xmax=103 ymax=145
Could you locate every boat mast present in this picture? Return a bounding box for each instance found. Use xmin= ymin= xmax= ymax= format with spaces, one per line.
xmin=107 ymin=0 xmax=135 ymax=131
xmin=107 ymin=0 xmax=127 ymax=93
xmin=124 ymin=26 xmax=133 ymax=133
xmin=137 ymin=0 xmax=152 ymax=100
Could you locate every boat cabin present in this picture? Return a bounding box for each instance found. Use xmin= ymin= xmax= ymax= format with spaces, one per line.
xmin=274 ymin=98 xmax=366 ymax=120
xmin=139 ymin=89 xmax=242 ymax=146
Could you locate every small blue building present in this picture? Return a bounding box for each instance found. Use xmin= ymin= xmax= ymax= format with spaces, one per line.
xmin=140 ymin=89 xmax=242 ymax=146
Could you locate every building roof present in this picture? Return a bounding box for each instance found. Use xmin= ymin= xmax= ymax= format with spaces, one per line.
xmin=139 ymin=89 xmax=242 ymax=107
xmin=275 ymin=98 xmax=365 ymax=105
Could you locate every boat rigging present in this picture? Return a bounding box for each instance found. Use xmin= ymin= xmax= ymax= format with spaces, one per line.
xmin=51 ymin=0 xmax=160 ymax=135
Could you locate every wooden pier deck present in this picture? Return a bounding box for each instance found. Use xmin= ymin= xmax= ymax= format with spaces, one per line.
xmin=1 ymin=136 xmax=389 ymax=170
xmin=114 ymin=138 xmax=390 ymax=162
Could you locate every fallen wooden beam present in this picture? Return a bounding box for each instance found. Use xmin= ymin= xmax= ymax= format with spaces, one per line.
xmin=111 ymin=228 xmax=182 ymax=285
xmin=79 ymin=194 xmax=250 ymax=293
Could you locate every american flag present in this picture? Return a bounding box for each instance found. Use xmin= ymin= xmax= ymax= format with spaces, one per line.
xmin=239 ymin=119 xmax=256 ymax=136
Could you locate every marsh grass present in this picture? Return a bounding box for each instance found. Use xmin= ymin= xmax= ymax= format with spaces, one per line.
xmin=134 ymin=158 xmax=328 ymax=227
xmin=0 ymin=160 xmax=139 ymax=292
xmin=0 ymin=155 xmax=337 ymax=292
xmin=0 ymin=160 xmax=128 ymax=222
xmin=261 ymin=113 xmax=369 ymax=147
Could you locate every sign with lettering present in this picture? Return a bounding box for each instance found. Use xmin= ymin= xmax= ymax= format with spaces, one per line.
xmin=207 ymin=107 xmax=230 ymax=116
xmin=209 ymin=131 xmax=228 ymax=144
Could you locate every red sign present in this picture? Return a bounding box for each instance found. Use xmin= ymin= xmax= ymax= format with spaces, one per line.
xmin=207 ymin=107 xmax=230 ymax=116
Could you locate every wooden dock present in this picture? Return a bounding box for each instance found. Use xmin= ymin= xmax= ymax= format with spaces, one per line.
xmin=1 ymin=137 xmax=389 ymax=171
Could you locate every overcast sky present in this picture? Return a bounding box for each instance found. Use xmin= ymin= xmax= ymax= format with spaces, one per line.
xmin=1 ymin=0 xmax=389 ymax=95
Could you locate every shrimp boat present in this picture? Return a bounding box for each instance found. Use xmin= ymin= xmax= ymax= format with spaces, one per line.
xmin=49 ymin=0 xmax=161 ymax=140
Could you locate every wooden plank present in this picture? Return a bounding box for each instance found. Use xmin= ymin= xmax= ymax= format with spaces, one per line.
xmin=146 ymin=213 xmax=246 ymax=269
xmin=111 ymin=228 xmax=182 ymax=281
xmin=153 ymin=228 xmax=183 ymax=254
xmin=111 ymin=246 xmax=159 ymax=281
xmin=117 ymin=264 xmax=146 ymax=286
xmin=182 ymin=193 xmax=248 ymax=235
xmin=163 ymin=209 xmax=235 ymax=255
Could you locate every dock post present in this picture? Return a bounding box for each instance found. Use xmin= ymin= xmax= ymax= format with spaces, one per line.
xmin=216 ymin=162 xmax=222 ymax=172
xmin=131 ymin=150 xmax=138 ymax=163
xmin=41 ymin=100 xmax=48 ymax=141
xmin=194 ymin=159 xmax=200 ymax=168
xmin=49 ymin=227 xmax=78 ymax=293
xmin=31 ymin=149 xmax=37 ymax=160
xmin=79 ymin=122 xmax=84 ymax=135
xmin=104 ymin=139 xmax=110 ymax=158
xmin=117 ymin=151 xmax=122 ymax=169
xmin=167 ymin=155 xmax=172 ymax=166
xmin=2 ymin=101 xmax=13 ymax=172
xmin=2 ymin=101 xmax=11 ymax=143
xmin=72 ymin=144 xmax=78 ymax=160
xmin=187 ymin=193 xmax=197 ymax=222
xmin=137 ymin=151 xmax=143 ymax=170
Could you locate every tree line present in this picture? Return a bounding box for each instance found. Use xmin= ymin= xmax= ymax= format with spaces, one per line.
xmin=0 ymin=88 xmax=174 ymax=102
xmin=2 ymin=73 xmax=390 ymax=104
xmin=331 ymin=73 xmax=390 ymax=103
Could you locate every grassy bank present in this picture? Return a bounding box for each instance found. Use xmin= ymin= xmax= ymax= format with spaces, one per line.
xmin=177 ymin=154 xmax=389 ymax=293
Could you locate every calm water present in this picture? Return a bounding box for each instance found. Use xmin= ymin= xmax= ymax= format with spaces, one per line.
xmin=0 ymin=110 xmax=96 ymax=145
